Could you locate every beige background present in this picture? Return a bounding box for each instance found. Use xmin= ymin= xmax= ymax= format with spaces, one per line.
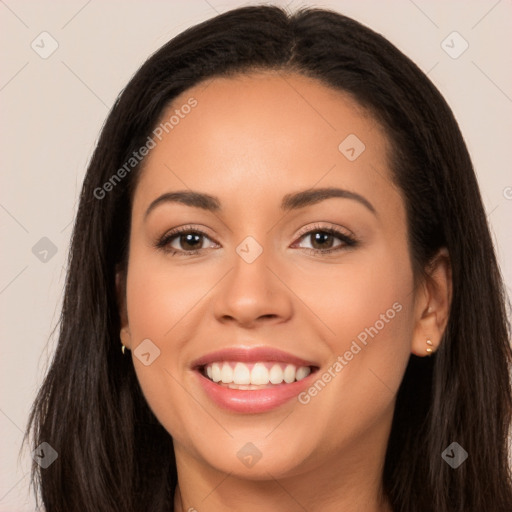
xmin=1 ymin=0 xmax=511 ymax=509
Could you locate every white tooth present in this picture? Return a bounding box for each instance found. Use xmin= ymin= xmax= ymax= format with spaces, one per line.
xmin=211 ymin=363 xmax=222 ymax=382
xmin=206 ymin=365 xmax=213 ymax=379
xmin=296 ymin=366 xmax=311 ymax=381
xmin=269 ymin=364 xmax=284 ymax=384
xmin=221 ymin=362 xmax=234 ymax=383
xmin=227 ymin=383 xmax=259 ymax=390
xmin=233 ymin=362 xmax=251 ymax=385
xmin=251 ymin=363 xmax=270 ymax=385
xmin=283 ymin=364 xmax=296 ymax=383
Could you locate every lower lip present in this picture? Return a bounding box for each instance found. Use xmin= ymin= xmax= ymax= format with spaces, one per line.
xmin=195 ymin=370 xmax=316 ymax=413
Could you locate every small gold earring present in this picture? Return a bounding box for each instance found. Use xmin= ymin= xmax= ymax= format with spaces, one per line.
xmin=121 ymin=344 xmax=128 ymax=355
xmin=426 ymin=339 xmax=433 ymax=355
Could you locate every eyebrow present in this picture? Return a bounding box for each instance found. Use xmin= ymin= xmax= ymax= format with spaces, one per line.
xmin=144 ymin=187 xmax=376 ymax=219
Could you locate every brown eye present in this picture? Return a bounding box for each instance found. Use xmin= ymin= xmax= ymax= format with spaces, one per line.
xmin=175 ymin=232 xmax=204 ymax=251
xmin=294 ymin=226 xmax=358 ymax=255
xmin=305 ymin=231 xmax=338 ymax=250
xmin=156 ymin=227 xmax=218 ymax=256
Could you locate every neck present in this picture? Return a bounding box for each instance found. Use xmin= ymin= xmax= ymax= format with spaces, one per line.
xmin=174 ymin=477 xmax=392 ymax=512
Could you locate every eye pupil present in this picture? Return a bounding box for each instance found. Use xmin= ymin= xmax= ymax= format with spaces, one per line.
xmin=312 ymin=231 xmax=334 ymax=250
xmin=181 ymin=233 xmax=202 ymax=250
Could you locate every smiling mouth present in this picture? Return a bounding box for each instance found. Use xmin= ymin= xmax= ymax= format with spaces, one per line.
xmin=199 ymin=361 xmax=318 ymax=390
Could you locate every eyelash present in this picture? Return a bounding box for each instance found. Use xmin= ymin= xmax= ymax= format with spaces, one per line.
xmin=155 ymin=223 xmax=358 ymax=257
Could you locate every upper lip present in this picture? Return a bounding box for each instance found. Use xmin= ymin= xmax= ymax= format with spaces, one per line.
xmin=191 ymin=347 xmax=319 ymax=369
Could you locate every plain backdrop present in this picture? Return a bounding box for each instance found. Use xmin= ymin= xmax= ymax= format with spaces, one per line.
xmin=1 ymin=1 xmax=511 ymax=510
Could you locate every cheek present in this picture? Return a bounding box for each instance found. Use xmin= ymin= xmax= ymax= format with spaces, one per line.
xmin=125 ymin=249 xmax=214 ymax=344
xmin=125 ymin=280 xmax=199 ymax=446
xmin=291 ymin=241 xmax=414 ymax=353
xmin=123 ymin=252 xmax=192 ymax=428
xmin=335 ymin=248 xmax=414 ymax=379
xmin=293 ymin=244 xmax=415 ymax=423
xmin=130 ymin=359 xmax=203 ymax=449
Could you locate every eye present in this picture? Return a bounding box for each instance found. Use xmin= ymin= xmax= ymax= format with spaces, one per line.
xmin=293 ymin=224 xmax=358 ymax=254
xmin=155 ymin=226 xmax=218 ymax=256
xmin=155 ymin=223 xmax=358 ymax=257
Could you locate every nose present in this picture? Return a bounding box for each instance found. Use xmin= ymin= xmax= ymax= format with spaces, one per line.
xmin=213 ymin=245 xmax=294 ymax=328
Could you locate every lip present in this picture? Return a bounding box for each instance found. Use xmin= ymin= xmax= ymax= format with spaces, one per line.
xmin=191 ymin=346 xmax=319 ymax=413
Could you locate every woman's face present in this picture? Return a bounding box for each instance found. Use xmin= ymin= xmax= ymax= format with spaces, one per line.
xmin=119 ymin=71 xmax=434 ymax=479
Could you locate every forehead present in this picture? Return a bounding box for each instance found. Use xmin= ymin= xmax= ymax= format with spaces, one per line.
xmin=133 ymin=71 xmax=396 ymax=215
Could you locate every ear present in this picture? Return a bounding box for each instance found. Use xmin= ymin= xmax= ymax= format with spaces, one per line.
xmin=411 ymin=247 xmax=452 ymax=357
xmin=116 ymin=265 xmax=132 ymax=349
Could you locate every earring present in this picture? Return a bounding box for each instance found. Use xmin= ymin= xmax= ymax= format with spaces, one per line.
xmin=121 ymin=344 xmax=129 ymax=355
xmin=426 ymin=339 xmax=434 ymax=355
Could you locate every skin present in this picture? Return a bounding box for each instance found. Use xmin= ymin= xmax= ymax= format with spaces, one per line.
xmin=117 ymin=71 xmax=452 ymax=512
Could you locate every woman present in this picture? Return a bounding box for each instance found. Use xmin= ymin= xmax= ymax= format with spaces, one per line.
xmin=25 ymin=5 xmax=512 ymax=511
